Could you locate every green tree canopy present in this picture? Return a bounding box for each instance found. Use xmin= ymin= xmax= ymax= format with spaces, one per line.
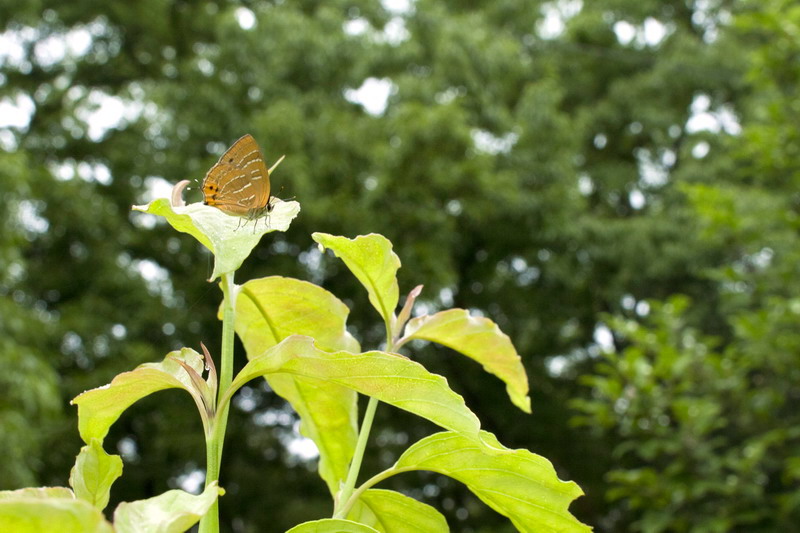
xmin=2 ymin=0 xmax=797 ymax=530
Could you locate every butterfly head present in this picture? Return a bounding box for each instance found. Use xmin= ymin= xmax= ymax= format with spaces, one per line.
xmin=202 ymin=180 xmax=219 ymax=206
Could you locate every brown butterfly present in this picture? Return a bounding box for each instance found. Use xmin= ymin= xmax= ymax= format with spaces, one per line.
xmin=202 ymin=134 xmax=285 ymax=221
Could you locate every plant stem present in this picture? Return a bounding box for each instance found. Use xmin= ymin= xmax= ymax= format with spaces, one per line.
xmin=338 ymin=466 xmax=415 ymax=518
xmin=200 ymin=433 xmax=220 ymax=533
xmin=216 ymin=273 xmax=237 ymax=460
xmin=199 ymin=272 xmax=237 ymax=533
xmin=333 ymin=324 xmax=397 ymax=519
xmin=333 ymin=395 xmax=379 ymax=519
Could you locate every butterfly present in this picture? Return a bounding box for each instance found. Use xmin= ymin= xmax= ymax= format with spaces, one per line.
xmin=202 ymin=134 xmax=285 ymax=223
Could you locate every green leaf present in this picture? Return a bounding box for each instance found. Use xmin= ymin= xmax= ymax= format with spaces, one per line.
xmin=312 ymin=233 xmax=400 ymax=327
xmin=0 ymin=496 xmax=113 ymax=533
xmin=236 ymin=276 xmax=361 ymax=354
xmin=286 ymin=518 xmax=380 ymax=533
xmin=393 ymin=431 xmax=590 ymax=533
xmin=234 ymin=276 xmax=360 ymax=495
xmin=71 ymin=347 xmax=207 ymax=443
xmin=265 ymin=373 xmax=358 ymax=497
xmin=227 ymin=336 xmax=480 ymax=438
xmin=113 ymin=482 xmax=222 ymax=533
xmin=348 ymin=489 xmax=449 ymax=533
xmin=402 ymin=309 xmax=531 ymax=413
xmin=69 ymin=439 xmax=123 ymax=510
xmin=132 ymin=197 xmax=300 ymax=281
xmin=0 ymin=487 xmax=74 ymax=500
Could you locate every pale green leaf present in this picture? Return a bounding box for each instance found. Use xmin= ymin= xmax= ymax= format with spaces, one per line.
xmin=286 ymin=518 xmax=380 ymax=533
xmin=132 ymin=197 xmax=300 ymax=281
xmin=0 ymin=496 xmax=113 ymax=533
xmin=71 ymin=347 xmax=207 ymax=443
xmin=69 ymin=439 xmax=123 ymax=510
xmin=394 ymin=431 xmax=591 ymax=533
xmin=312 ymin=233 xmax=400 ymax=327
xmin=113 ymin=482 xmax=222 ymax=533
xmin=234 ymin=276 xmax=360 ymax=495
xmin=348 ymin=489 xmax=449 ymax=533
xmin=403 ymin=309 xmax=531 ymax=413
xmin=228 ymin=336 xmax=480 ymax=438
xmin=0 ymin=487 xmax=74 ymax=500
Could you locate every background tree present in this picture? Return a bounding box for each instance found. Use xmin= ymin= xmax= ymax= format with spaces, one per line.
xmin=573 ymin=0 xmax=800 ymax=530
xmin=1 ymin=0 xmax=796 ymax=531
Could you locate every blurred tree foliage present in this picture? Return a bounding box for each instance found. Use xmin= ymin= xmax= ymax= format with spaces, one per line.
xmin=572 ymin=0 xmax=800 ymax=531
xmin=0 ymin=0 xmax=797 ymax=531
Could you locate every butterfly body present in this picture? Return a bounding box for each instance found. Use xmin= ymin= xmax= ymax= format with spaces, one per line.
xmin=202 ymin=134 xmax=284 ymax=219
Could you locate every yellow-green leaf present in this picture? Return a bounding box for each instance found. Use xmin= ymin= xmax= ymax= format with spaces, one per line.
xmin=394 ymin=431 xmax=591 ymax=532
xmin=234 ymin=276 xmax=359 ymax=495
xmin=133 ymin=197 xmax=300 ymax=281
xmin=235 ymin=276 xmax=360 ymax=354
xmin=0 ymin=488 xmax=74 ymax=500
xmin=69 ymin=439 xmax=123 ymax=510
xmin=312 ymin=233 xmax=400 ymax=327
xmin=267 ymin=373 xmax=358 ymax=497
xmin=348 ymin=489 xmax=449 ymax=533
xmin=71 ymin=347 xmax=207 ymax=443
xmin=113 ymin=482 xmax=222 ymax=533
xmin=0 ymin=496 xmax=113 ymax=533
xmin=228 ymin=336 xmax=481 ymax=438
xmin=402 ymin=309 xmax=531 ymax=412
xmin=286 ymin=518 xmax=380 ymax=533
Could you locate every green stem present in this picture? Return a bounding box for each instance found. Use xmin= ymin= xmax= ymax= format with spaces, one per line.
xmin=333 ymin=395 xmax=379 ymax=519
xmin=216 ymin=273 xmax=237 ymax=459
xmin=199 ymin=272 xmax=237 ymax=533
xmin=200 ymin=434 xmax=220 ymax=533
xmin=333 ymin=325 xmax=395 ymax=519
xmin=338 ymin=466 xmax=415 ymax=518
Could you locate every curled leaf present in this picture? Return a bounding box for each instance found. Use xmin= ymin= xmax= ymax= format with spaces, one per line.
xmin=393 ymin=285 xmax=423 ymax=342
xmin=402 ymin=309 xmax=531 ymax=413
xmin=71 ymin=347 xmax=209 ymax=443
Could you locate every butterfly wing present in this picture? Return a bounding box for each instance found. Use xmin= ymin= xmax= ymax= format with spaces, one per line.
xmin=202 ymin=134 xmax=271 ymax=216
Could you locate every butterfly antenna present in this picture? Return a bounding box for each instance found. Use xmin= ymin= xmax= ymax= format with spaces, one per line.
xmin=269 ymin=155 xmax=286 ymax=174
